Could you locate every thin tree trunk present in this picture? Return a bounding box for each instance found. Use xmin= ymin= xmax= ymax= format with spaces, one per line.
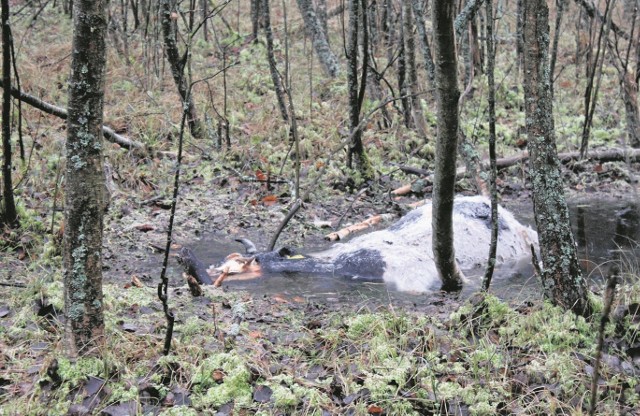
xmin=580 ymin=0 xmax=616 ymax=158
xmin=516 ymin=0 xmax=523 ymax=76
xmin=522 ymin=0 xmax=591 ymax=316
xmin=432 ymin=0 xmax=464 ymax=291
xmin=262 ymin=0 xmax=289 ymax=122
xmin=346 ymin=0 xmax=373 ymax=180
xmin=621 ymin=72 xmax=640 ymax=148
xmin=161 ymin=0 xmax=203 ymax=139
xmin=403 ymin=1 xmax=428 ymax=138
xmin=251 ymin=0 xmax=260 ymax=41
xmin=549 ymin=0 xmax=566 ymax=97
xmin=397 ymin=15 xmax=412 ymax=128
xmin=296 ymin=0 xmax=340 ymax=77
xmin=1 ymin=0 xmax=17 ymax=226
xmin=64 ymin=0 xmax=109 ymax=355
xmin=482 ymin=0 xmax=497 ymax=291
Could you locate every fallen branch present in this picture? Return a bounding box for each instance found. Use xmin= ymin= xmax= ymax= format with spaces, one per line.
xmin=0 ymin=80 xmax=146 ymax=154
xmin=325 ymin=213 xmax=395 ymax=241
xmin=492 ymin=147 xmax=640 ymax=170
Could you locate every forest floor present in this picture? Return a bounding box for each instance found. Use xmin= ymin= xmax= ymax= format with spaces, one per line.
xmin=2 ymin=152 xmax=640 ymax=415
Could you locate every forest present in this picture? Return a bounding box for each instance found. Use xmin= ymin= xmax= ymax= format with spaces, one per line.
xmin=1 ymin=0 xmax=640 ymax=414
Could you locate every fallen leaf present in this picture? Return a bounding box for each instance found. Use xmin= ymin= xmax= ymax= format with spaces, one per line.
xmin=262 ymin=195 xmax=277 ymax=206
xmin=131 ymin=275 xmax=144 ymax=288
xmin=272 ymin=294 xmax=289 ymax=303
xmin=368 ymin=404 xmax=383 ymax=415
xmin=256 ymin=169 xmax=267 ymax=181
xmin=253 ymin=385 xmax=272 ymax=403
xmin=248 ymin=330 xmax=263 ymax=339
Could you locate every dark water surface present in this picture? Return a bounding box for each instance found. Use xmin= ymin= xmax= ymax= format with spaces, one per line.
xmin=188 ymin=196 xmax=640 ymax=306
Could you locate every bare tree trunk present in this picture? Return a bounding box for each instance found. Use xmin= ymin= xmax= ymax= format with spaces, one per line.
xmin=403 ymin=1 xmax=428 ymax=138
xmin=397 ymin=16 xmax=412 ymax=128
xmin=516 ymin=0 xmax=523 ymax=75
xmin=432 ymin=0 xmax=464 ymax=291
xmin=482 ymin=0 xmax=498 ymax=291
xmin=296 ymin=0 xmax=340 ymax=77
xmin=1 ymin=0 xmax=17 ymax=227
xmin=412 ymin=0 xmax=436 ymax=87
xmin=549 ymin=0 xmax=566 ymax=97
xmin=161 ymin=0 xmax=203 ymax=139
xmin=580 ymin=0 xmax=616 ymax=158
xmin=522 ymin=0 xmax=591 ymax=316
xmin=251 ymin=0 xmax=261 ymax=41
xmin=346 ymin=0 xmax=373 ymax=180
xmin=262 ymin=0 xmax=289 ymax=122
xmin=64 ymin=0 xmax=109 ymax=355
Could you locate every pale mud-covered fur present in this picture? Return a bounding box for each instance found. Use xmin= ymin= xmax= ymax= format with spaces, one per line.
xmin=312 ymin=196 xmax=538 ymax=292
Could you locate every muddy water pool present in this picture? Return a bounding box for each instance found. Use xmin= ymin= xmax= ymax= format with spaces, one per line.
xmin=184 ymin=197 xmax=640 ymax=306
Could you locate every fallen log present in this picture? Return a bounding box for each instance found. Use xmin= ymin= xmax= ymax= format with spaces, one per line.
xmin=177 ymin=247 xmax=213 ymax=285
xmin=0 ymin=80 xmax=147 ymax=155
xmin=493 ymin=147 xmax=640 ymax=170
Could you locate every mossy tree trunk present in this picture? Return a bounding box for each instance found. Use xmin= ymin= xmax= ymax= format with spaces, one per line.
xmin=432 ymin=0 xmax=464 ymax=291
xmin=64 ymin=0 xmax=109 ymax=355
xmin=1 ymin=0 xmax=18 ymax=227
xmin=522 ymin=0 xmax=591 ymax=316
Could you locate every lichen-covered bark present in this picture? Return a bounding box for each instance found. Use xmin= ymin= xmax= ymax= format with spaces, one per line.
xmin=161 ymin=0 xmax=203 ymax=139
xmin=296 ymin=0 xmax=340 ymax=77
xmin=522 ymin=0 xmax=591 ymax=316
xmin=432 ymin=0 xmax=464 ymax=291
xmin=64 ymin=0 xmax=109 ymax=355
xmin=1 ymin=0 xmax=17 ymax=226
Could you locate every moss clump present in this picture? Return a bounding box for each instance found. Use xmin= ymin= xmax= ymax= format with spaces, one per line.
xmin=56 ymin=356 xmax=108 ymax=386
xmin=191 ymin=352 xmax=252 ymax=408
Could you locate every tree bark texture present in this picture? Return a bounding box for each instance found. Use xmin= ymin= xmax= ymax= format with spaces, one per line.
xmin=1 ymin=0 xmax=17 ymax=226
xmin=432 ymin=0 xmax=464 ymax=291
xmin=621 ymin=71 xmax=640 ymax=148
xmin=262 ymin=0 xmax=289 ymax=122
xmin=522 ymin=0 xmax=591 ymax=316
xmin=296 ymin=0 xmax=340 ymax=77
xmin=412 ymin=0 xmax=436 ymax=88
xmin=64 ymin=0 xmax=109 ymax=355
xmin=161 ymin=0 xmax=203 ymax=139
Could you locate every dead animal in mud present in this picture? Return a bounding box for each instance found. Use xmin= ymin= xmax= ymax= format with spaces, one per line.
xmin=180 ymin=196 xmax=539 ymax=292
